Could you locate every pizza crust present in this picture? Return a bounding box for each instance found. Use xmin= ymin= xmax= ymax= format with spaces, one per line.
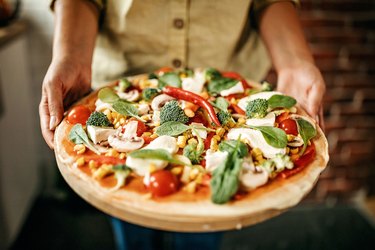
xmin=54 ymin=77 xmax=329 ymax=232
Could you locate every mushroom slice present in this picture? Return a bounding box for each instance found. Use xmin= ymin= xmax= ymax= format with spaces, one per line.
xmin=118 ymin=89 xmax=140 ymax=102
xmin=287 ymin=135 xmax=304 ymax=147
xmin=151 ymin=94 xmax=175 ymax=111
xmin=108 ymin=135 xmax=144 ymax=152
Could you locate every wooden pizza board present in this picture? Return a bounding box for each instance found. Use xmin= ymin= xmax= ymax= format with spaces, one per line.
xmin=54 ymin=79 xmax=329 ymax=232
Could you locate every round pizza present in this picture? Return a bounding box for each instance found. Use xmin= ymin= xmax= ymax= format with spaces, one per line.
xmin=54 ymin=67 xmax=329 ymax=232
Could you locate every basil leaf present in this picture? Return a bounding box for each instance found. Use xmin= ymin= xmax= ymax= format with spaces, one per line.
xmin=207 ymin=77 xmax=238 ymax=94
xmin=215 ymin=97 xmax=229 ymax=111
xmin=155 ymin=121 xmax=190 ymax=136
xmin=129 ymin=149 xmax=188 ymax=166
xmin=158 ymin=72 xmax=182 ymax=88
xmin=250 ymin=126 xmax=288 ymax=148
xmin=268 ymin=94 xmax=297 ymax=109
xmin=69 ymin=124 xmax=100 ymax=155
xmin=218 ymin=140 xmax=248 ymax=158
xmin=112 ymin=101 xmax=145 ymax=122
xmin=98 ymin=87 xmax=120 ymax=103
xmin=296 ymin=118 xmax=316 ymax=155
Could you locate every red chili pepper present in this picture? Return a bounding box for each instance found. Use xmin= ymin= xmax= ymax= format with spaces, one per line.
xmin=162 ymin=86 xmax=221 ymax=126
xmin=230 ymin=103 xmax=246 ymax=115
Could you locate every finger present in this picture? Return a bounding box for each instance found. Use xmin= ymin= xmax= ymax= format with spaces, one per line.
xmin=39 ymin=93 xmax=55 ymax=149
xmin=307 ymin=81 xmax=325 ymax=117
xmin=318 ymin=106 xmax=325 ymax=132
xmin=46 ymin=79 xmax=64 ymax=130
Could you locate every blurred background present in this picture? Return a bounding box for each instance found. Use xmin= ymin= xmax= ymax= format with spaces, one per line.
xmin=0 ymin=0 xmax=374 ymax=249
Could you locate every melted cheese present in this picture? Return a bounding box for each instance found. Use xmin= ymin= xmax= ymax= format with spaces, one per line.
xmin=227 ymin=128 xmax=286 ymax=158
xmin=204 ymin=149 xmax=228 ymax=173
xmin=220 ymin=81 xmax=244 ymax=96
xmin=246 ymin=112 xmax=276 ymax=127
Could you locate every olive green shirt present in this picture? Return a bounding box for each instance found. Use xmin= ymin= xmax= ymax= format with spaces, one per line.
xmin=52 ymin=0 xmax=298 ymax=88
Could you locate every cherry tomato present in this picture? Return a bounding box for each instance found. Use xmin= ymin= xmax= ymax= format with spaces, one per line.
xmin=279 ymin=118 xmax=298 ymax=136
xmin=147 ymin=170 xmax=179 ymax=197
xmin=275 ymin=112 xmax=289 ymax=124
xmin=221 ymin=71 xmax=250 ymax=89
xmin=67 ymin=105 xmax=91 ymax=125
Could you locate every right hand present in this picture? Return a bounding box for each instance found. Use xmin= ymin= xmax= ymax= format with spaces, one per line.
xmin=39 ymin=57 xmax=91 ymax=149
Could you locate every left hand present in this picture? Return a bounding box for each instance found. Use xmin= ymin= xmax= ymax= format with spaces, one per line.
xmin=276 ymin=61 xmax=326 ymax=129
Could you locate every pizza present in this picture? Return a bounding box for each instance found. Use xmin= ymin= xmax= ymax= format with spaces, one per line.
xmin=54 ymin=67 xmax=329 ymax=231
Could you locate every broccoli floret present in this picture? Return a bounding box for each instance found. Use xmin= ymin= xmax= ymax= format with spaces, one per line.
xmin=142 ymin=88 xmax=159 ymax=101
xmin=260 ymin=153 xmax=293 ymax=178
xmin=217 ymin=110 xmax=234 ymax=126
xmin=183 ymin=128 xmax=204 ymax=164
xmin=261 ymin=81 xmax=273 ymax=91
xmin=86 ymin=111 xmax=112 ymax=127
xmin=118 ymin=78 xmax=131 ymax=92
xmin=148 ymin=72 xmax=158 ymax=79
xmin=159 ymin=100 xmax=189 ymax=124
xmin=246 ymin=98 xmax=269 ymax=119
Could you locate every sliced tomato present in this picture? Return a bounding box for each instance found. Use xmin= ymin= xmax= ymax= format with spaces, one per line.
xmin=204 ymin=132 xmax=215 ymax=150
xmin=221 ymin=71 xmax=251 ymax=89
xmin=85 ymin=156 xmax=126 ymax=165
xmin=280 ymin=143 xmax=316 ymax=179
xmin=67 ymin=105 xmax=92 ymax=125
xmin=279 ymin=118 xmax=298 ymax=136
xmin=136 ymin=121 xmax=147 ymax=137
xmin=147 ymin=170 xmax=179 ymax=197
xmin=142 ymin=135 xmax=155 ymax=144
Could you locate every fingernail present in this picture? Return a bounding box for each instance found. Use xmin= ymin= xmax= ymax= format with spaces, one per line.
xmin=49 ymin=116 xmax=57 ymax=130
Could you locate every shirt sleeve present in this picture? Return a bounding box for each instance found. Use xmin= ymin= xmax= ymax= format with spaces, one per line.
xmin=251 ymin=0 xmax=300 ymax=28
xmin=50 ymin=0 xmax=105 ymax=13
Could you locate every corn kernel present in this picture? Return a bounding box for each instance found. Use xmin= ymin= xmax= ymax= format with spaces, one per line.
xmin=230 ymin=98 xmax=237 ymax=104
xmin=195 ymin=173 xmax=203 ymax=184
xmin=213 ymin=135 xmax=221 ymax=142
xmin=119 ymin=153 xmax=126 ymax=160
xmin=93 ymin=164 xmax=113 ymax=179
xmin=142 ymin=132 xmax=152 ymax=137
xmin=177 ymin=135 xmax=187 ymax=148
xmin=287 ymin=134 xmax=295 ymax=142
xmin=153 ymin=122 xmax=160 ymax=127
xmin=200 ymin=91 xmax=209 ymax=99
xmin=114 ymin=122 xmax=121 ymax=129
xmin=188 ymin=138 xmax=198 ymax=145
xmin=106 ymin=148 xmax=119 ymax=157
xmin=171 ymin=166 xmax=183 ymax=175
xmin=149 ymin=164 xmax=157 ymax=173
xmin=184 ymin=108 xmax=195 ymax=118
xmin=251 ymin=148 xmax=263 ymax=157
xmin=290 ymin=148 xmax=299 ymax=154
xmin=286 ymin=147 xmax=290 ymax=154
xmin=216 ymin=127 xmax=225 ymax=137
xmin=184 ymin=181 xmax=197 ymax=194
xmin=237 ymin=117 xmax=246 ymax=125
xmin=291 ymin=154 xmax=299 ymax=161
xmin=150 ymin=133 xmax=158 ymax=139
xmin=73 ymin=144 xmax=86 ymax=155
xmin=257 ymin=158 xmax=266 ymax=164
xmin=76 ymin=157 xmax=85 ymax=167
xmin=119 ymin=117 xmax=126 ymax=125
xmin=88 ymin=160 xmax=98 ymax=170
xmin=141 ymin=115 xmax=151 ymax=121
xmin=210 ymin=139 xmax=218 ymax=151
xmin=189 ymin=168 xmax=200 ymax=180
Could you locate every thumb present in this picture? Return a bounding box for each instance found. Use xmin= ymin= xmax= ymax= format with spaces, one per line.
xmin=46 ymin=80 xmax=64 ymax=130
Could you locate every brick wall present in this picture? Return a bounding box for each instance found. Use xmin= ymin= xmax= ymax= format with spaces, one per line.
xmin=300 ymin=0 xmax=375 ymax=200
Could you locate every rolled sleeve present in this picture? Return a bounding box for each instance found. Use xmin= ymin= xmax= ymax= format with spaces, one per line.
xmin=50 ymin=0 xmax=105 ymax=12
xmin=251 ymin=0 xmax=300 ymax=28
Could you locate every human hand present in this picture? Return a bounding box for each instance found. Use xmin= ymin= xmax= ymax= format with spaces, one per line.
xmin=39 ymin=58 xmax=91 ymax=149
xmin=276 ymin=61 xmax=326 ymax=129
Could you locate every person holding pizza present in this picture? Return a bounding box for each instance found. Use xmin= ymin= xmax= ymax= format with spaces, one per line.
xmin=39 ymin=0 xmax=326 ymax=249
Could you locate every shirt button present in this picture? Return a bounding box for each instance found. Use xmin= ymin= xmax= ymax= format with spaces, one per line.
xmin=173 ymin=18 xmax=184 ymax=29
xmin=172 ymin=59 xmax=182 ymax=68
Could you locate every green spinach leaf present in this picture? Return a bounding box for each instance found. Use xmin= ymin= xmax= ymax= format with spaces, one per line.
xmin=69 ymin=124 xmax=100 ymax=154
xmin=250 ymin=125 xmax=288 ymax=148
xmin=129 ymin=149 xmax=189 ymax=166
xmin=112 ymin=101 xmax=145 ymax=122
xmin=218 ymin=140 xmax=248 ymax=158
xmin=207 ymin=77 xmax=238 ymax=94
xmin=155 ymin=121 xmax=190 ymax=136
xmin=158 ymin=72 xmax=182 ymax=88
xmin=268 ymin=94 xmax=296 ymax=109
xmin=296 ymin=118 xmax=316 ymax=155
xmin=98 ymin=87 xmax=120 ymax=103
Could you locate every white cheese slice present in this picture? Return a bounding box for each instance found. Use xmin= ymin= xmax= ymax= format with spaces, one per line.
xmin=240 ymin=170 xmax=269 ymax=191
xmin=237 ymin=91 xmax=282 ymax=111
xmin=246 ymin=112 xmax=276 ymax=127
xmin=87 ymin=125 xmax=116 ymax=144
xmin=227 ymin=128 xmax=286 ymax=158
xmin=204 ymin=149 xmax=228 ymax=173
xmin=190 ymin=122 xmax=208 ymax=139
xmin=220 ymin=81 xmax=244 ymax=96
xmin=126 ymin=135 xmax=178 ymax=176
xmin=137 ymin=103 xmax=150 ymax=115
xmin=95 ymin=99 xmax=114 ymax=112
